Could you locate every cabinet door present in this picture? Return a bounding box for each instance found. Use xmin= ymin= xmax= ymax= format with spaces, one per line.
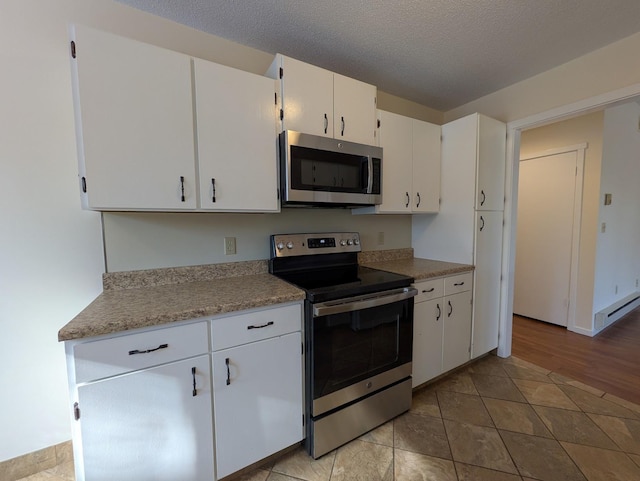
xmin=71 ymin=25 xmax=196 ymax=210
xmin=412 ymin=120 xmax=441 ymax=213
xmin=194 ymin=59 xmax=278 ymax=211
xmin=377 ymin=110 xmax=412 ymax=213
xmin=412 ymin=297 xmax=443 ymax=387
xmin=76 ymin=355 xmax=213 ymax=481
xmin=333 ymin=73 xmax=377 ymax=145
xmin=280 ymin=56 xmax=333 ymax=138
xmin=443 ymin=291 xmax=472 ymax=373
xmin=212 ymin=332 xmax=303 ymax=478
xmin=475 ymin=115 xmax=506 ymax=211
xmin=472 ymin=211 xmax=503 ymax=358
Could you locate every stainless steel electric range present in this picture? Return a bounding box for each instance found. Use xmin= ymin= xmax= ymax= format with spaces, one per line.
xmin=269 ymin=232 xmax=417 ymax=458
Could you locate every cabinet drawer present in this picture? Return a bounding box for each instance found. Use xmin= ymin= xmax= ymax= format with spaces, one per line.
xmin=73 ymin=321 xmax=209 ymax=383
xmin=413 ymin=278 xmax=444 ymax=303
xmin=444 ymin=272 xmax=473 ymax=295
xmin=212 ymin=303 xmax=302 ymax=351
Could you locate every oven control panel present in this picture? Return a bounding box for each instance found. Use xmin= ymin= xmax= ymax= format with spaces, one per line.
xmin=271 ymin=232 xmax=361 ymax=257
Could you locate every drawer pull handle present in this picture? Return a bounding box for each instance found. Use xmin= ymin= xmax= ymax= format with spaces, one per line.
xmin=128 ymin=343 xmax=168 ymax=355
xmin=247 ymin=321 xmax=274 ymax=330
xmin=192 ymin=367 xmax=197 ymax=397
xmin=454 ymin=282 xmax=465 ymax=286
xmin=422 ymin=288 xmax=435 ymax=293
xmin=225 ymin=358 xmax=231 ymax=385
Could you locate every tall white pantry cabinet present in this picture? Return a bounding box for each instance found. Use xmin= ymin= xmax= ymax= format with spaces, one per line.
xmin=412 ymin=113 xmax=506 ymax=359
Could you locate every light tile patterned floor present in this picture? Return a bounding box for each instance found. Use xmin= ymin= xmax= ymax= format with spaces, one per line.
xmin=19 ymin=355 xmax=640 ymax=481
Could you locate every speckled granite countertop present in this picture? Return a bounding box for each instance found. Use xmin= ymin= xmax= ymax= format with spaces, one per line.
xmin=362 ymin=257 xmax=474 ymax=281
xmin=59 ymin=251 xmax=474 ymax=342
xmin=58 ymin=261 xmax=304 ymax=342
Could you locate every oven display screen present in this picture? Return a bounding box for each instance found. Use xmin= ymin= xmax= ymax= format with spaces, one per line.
xmin=308 ymin=238 xmax=336 ymax=248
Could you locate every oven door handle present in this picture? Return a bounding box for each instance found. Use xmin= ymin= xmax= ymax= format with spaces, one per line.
xmin=313 ymin=287 xmax=418 ymax=317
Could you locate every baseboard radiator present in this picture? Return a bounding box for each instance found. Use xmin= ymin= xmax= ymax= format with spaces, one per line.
xmin=594 ymin=291 xmax=640 ymax=331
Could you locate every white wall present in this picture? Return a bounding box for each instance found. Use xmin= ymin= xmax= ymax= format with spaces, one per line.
xmin=593 ymin=102 xmax=640 ymax=314
xmin=519 ymin=112 xmax=604 ymax=333
xmin=103 ymin=210 xmax=411 ymax=272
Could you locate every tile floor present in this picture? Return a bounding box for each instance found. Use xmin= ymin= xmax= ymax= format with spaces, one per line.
xmin=19 ymin=355 xmax=640 ymax=481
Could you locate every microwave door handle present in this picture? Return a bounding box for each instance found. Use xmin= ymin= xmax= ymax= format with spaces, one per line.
xmin=313 ymin=287 xmax=418 ymax=317
xmin=366 ymin=157 xmax=373 ymax=193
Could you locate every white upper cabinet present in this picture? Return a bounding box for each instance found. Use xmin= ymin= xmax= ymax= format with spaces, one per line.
xmin=193 ymin=59 xmax=278 ymax=212
xmin=476 ymin=115 xmax=506 ymax=211
xmin=412 ymin=119 xmax=442 ymax=213
xmin=70 ymin=25 xmax=196 ymax=210
xmin=354 ymin=110 xmax=440 ymax=214
xmin=333 ymin=73 xmax=377 ymax=145
xmin=268 ymin=54 xmax=377 ymax=145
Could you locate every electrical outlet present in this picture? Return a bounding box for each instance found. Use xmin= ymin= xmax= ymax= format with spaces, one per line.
xmin=377 ymin=231 xmax=385 ymax=246
xmin=601 ymin=222 xmax=606 ymax=233
xmin=224 ymin=237 xmax=236 ymax=255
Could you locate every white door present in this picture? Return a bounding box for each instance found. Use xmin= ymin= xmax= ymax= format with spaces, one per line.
xmin=333 ymin=73 xmax=377 ymax=145
xmin=472 ymin=211 xmax=503 ymax=358
xmin=212 ymin=332 xmax=303 ymax=478
xmin=280 ymin=56 xmax=333 ymax=137
xmin=514 ymin=150 xmax=578 ymax=326
xmin=77 ymin=355 xmax=214 ymax=481
xmin=71 ymin=25 xmax=196 ymax=210
xmin=194 ymin=59 xmax=278 ymax=212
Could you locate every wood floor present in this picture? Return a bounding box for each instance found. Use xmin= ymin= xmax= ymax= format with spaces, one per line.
xmin=512 ymin=307 xmax=640 ymax=405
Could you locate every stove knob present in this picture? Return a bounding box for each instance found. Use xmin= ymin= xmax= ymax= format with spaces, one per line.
xmin=347 ymin=239 xmax=353 ymax=245
xmin=286 ymin=241 xmax=294 ymax=249
xmin=354 ymin=238 xmax=360 ymax=245
xmin=340 ymin=240 xmax=347 ymax=246
xmin=276 ymin=242 xmax=285 ymax=251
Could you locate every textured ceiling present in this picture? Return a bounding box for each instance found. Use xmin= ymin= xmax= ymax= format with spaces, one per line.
xmin=115 ymin=0 xmax=640 ymax=111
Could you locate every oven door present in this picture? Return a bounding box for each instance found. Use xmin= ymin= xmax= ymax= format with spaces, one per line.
xmin=309 ymin=287 xmax=416 ymax=417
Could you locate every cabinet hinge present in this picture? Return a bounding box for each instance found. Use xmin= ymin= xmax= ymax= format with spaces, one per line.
xmin=279 ymin=67 xmax=283 ymax=79
xmin=73 ymin=402 xmax=80 ymax=421
xmin=70 ymin=40 xmax=76 ymax=59
xmin=280 ymin=109 xmax=284 ymax=121
xmin=374 ymin=97 xmax=377 ymax=105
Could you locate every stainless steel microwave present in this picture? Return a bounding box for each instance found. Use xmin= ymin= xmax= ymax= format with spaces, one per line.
xmin=279 ymin=130 xmax=382 ymax=207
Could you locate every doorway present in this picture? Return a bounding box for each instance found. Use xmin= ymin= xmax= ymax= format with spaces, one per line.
xmin=513 ymin=145 xmax=586 ymax=328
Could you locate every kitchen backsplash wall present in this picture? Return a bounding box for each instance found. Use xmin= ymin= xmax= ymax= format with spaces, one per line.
xmin=103 ymin=210 xmax=411 ymax=272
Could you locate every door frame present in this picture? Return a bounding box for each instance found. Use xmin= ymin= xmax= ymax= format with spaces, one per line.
xmin=498 ymin=81 xmax=640 ymax=358
xmin=516 ymin=144 xmax=587 ymax=332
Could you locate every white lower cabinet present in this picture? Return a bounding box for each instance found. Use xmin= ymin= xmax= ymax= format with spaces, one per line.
xmin=67 ymin=320 xmax=214 ymax=481
xmin=77 ymin=355 xmax=214 ymax=481
xmin=412 ymin=272 xmax=473 ymax=387
xmin=66 ymin=302 xmax=303 ymax=481
xmin=211 ymin=304 xmax=303 ymax=478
